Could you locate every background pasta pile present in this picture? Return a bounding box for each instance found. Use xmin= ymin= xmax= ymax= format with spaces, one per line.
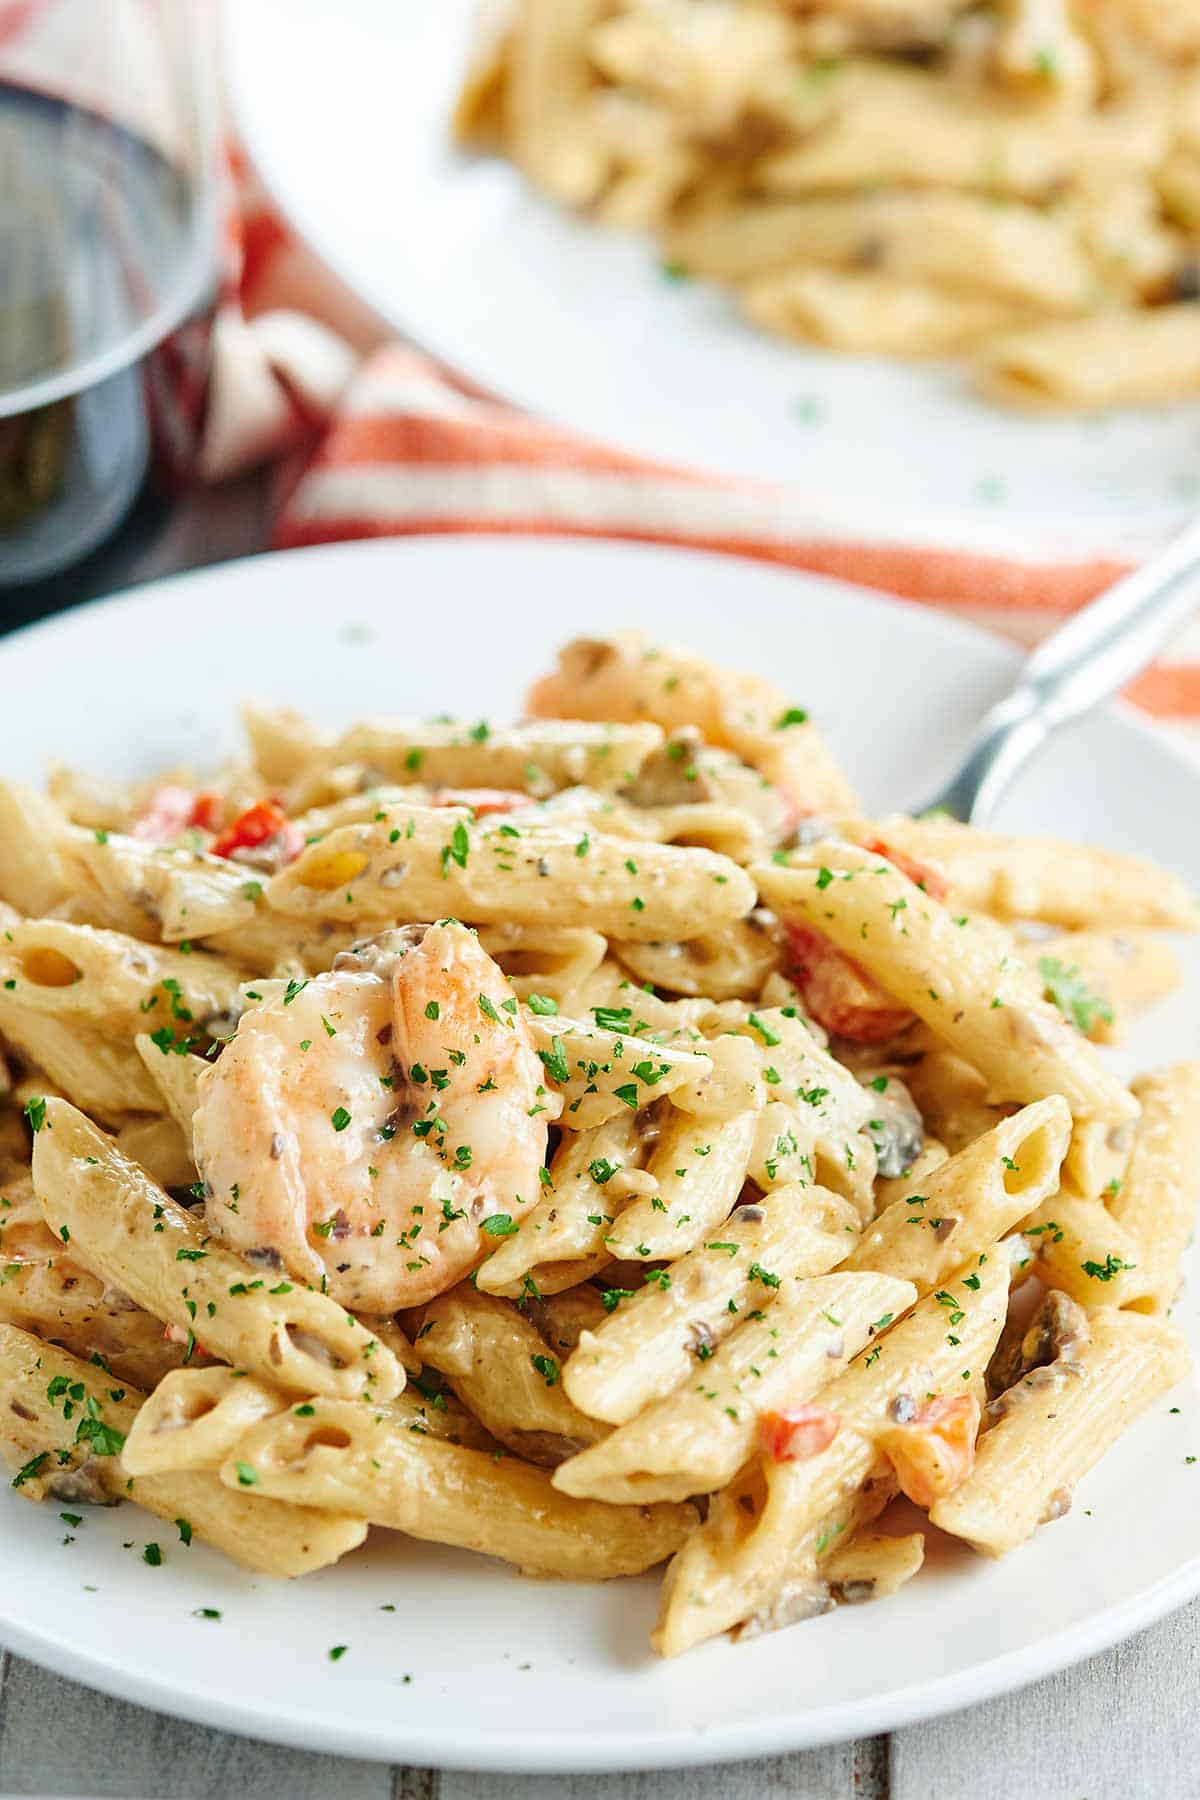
xmin=0 ymin=630 xmax=1195 ymax=1654
xmin=455 ymin=0 xmax=1200 ymax=409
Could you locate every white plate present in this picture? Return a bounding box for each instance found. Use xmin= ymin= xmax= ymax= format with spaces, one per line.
xmin=223 ymin=0 xmax=1200 ymax=540
xmin=1 ymin=537 xmax=1197 ymax=1773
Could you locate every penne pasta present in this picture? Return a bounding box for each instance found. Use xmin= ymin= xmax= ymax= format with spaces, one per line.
xmin=220 ymin=1395 xmax=697 ymax=1580
xmin=653 ymin=1249 xmax=1010 ymax=1654
xmin=30 ymin=1101 xmax=404 ymax=1403
xmin=0 ymin=1326 xmax=367 ymax=1577
xmin=932 ymin=1310 xmax=1189 ymax=1554
xmin=755 ymin=846 xmax=1138 ymax=1129
xmin=265 ymin=811 xmax=756 ymax=944
xmin=563 ymin=1184 xmax=862 ymax=1426
xmin=848 ymin=815 xmax=1197 ymax=931
xmin=1109 ymin=1064 xmax=1200 ymax=1314
xmin=555 ymin=1268 xmax=914 ymax=1503
xmin=847 ymin=1097 xmax=1071 ymax=1291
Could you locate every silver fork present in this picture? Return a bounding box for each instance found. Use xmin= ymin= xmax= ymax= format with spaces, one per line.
xmin=918 ymin=514 xmax=1200 ymax=824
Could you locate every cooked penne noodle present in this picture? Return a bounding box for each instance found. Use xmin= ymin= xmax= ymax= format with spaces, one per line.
xmin=0 ymin=1174 xmax=194 ymax=1392
xmin=248 ymin=702 xmax=663 ymax=797
xmin=527 ymin=632 xmax=857 ymax=815
xmin=31 ymin=1101 xmax=403 ymax=1403
xmin=848 ymin=815 xmax=1196 ymax=930
xmin=133 ymin=1036 xmax=206 ymax=1137
xmin=526 ymin=1013 xmax=711 ymax=1130
xmin=220 ymin=1396 xmax=697 ymax=1580
xmin=0 ymin=1001 xmax=161 ymax=1122
xmin=476 ymin=1115 xmax=646 ymax=1295
xmin=899 ymin=1038 xmax=1015 ymax=1153
xmin=742 ymin=268 xmax=1025 ymax=356
xmin=847 ymin=1098 xmax=1070 ymax=1291
xmin=0 ymin=780 xmax=70 ymax=916
xmin=564 ymin=1184 xmax=861 ymax=1426
xmin=600 ymin=1103 xmax=761 ymax=1264
xmin=479 ymin=923 xmax=608 ymax=1011
xmin=265 ymin=811 xmax=755 ymax=944
xmin=0 ymin=1326 xmax=367 ymax=1577
xmin=614 ymin=920 xmax=781 ymax=1002
xmin=980 ymin=305 xmax=1200 ymax=409
xmin=1023 ymin=1191 xmax=1151 ymax=1308
xmin=0 ymin=920 xmax=244 ymax=1044
xmin=932 ymin=1310 xmax=1189 ymax=1554
xmin=755 ymin=847 xmax=1138 ymax=1128
xmin=60 ymin=829 xmax=259 ymax=942
xmin=1109 ymin=1064 xmax=1200 ymax=1314
xmin=665 ymin=192 xmax=1095 ymax=309
xmin=823 ymin=1530 xmax=926 ymax=1606
xmin=653 ymin=1250 xmax=1009 ymax=1654
xmin=113 ymin=1115 xmax=195 ymax=1190
xmin=122 ymin=1366 xmax=287 ymax=1476
xmin=555 ymin=1269 xmax=914 ymax=1502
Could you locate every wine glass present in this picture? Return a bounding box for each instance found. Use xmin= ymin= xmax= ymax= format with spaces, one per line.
xmin=0 ymin=0 xmax=220 ymax=587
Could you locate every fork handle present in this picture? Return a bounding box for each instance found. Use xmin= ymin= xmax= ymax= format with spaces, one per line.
xmin=944 ymin=516 xmax=1200 ymax=821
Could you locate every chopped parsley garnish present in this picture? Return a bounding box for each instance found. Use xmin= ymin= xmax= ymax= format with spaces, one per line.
xmin=592 ymin=1005 xmax=632 ymax=1031
xmin=11 ymin=1451 xmax=49 ymax=1489
xmin=1037 ymin=957 xmax=1113 ymax=1036
xmin=537 ymin=1036 xmax=570 ymax=1084
xmin=1082 ymin=1254 xmax=1136 ymax=1282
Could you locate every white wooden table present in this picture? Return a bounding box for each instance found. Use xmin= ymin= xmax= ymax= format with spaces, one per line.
xmin=6 ymin=491 xmax=1196 ymax=1800
xmin=0 ymin=1596 xmax=1196 ymax=1799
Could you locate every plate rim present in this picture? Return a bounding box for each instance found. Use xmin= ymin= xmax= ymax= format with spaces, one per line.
xmin=0 ymin=532 xmax=1197 ymax=1772
xmin=0 ymin=1552 xmax=1196 ymax=1773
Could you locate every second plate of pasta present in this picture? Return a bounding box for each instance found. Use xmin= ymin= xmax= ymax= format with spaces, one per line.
xmin=225 ymin=0 xmax=1200 ymax=533
xmin=0 ymin=536 xmax=1197 ymax=1772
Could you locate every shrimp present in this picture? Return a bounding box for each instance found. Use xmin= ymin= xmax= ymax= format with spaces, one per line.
xmin=192 ymin=921 xmax=548 ymax=1310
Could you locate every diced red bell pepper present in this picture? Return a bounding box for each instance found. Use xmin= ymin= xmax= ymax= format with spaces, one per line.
xmin=879 ymin=1392 xmax=981 ymax=1509
xmin=210 ymin=799 xmax=303 ymax=863
xmin=760 ymin=1403 xmax=841 ymax=1464
xmin=861 ymin=838 xmax=949 ymax=902
xmin=189 ymin=790 xmax=224 ymax=833
xmin=782 ymin=921 xmax=912 ymax=1044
